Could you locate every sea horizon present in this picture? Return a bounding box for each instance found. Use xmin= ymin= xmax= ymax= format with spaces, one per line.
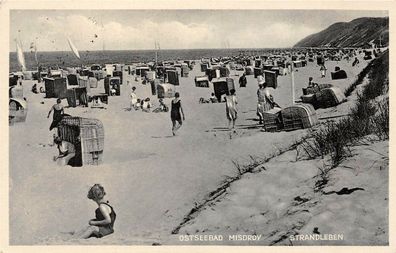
xmin=9 ymin=47 xmax=295 ymax=72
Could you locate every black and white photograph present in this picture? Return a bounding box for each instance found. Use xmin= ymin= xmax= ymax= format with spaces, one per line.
xmin=3 ymin=2 xmax=392 ymax=250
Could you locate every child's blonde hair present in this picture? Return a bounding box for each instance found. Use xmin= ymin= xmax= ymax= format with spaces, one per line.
xmin=87 ymin=184 xmax=106 ymax=201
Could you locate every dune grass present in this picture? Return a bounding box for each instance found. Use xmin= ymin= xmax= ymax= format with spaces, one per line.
xmin=303 ymin=50 xmax=389 ymax=167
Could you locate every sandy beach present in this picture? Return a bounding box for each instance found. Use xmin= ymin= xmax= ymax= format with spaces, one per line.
xmin=9 ymin=55 xmax=373 ymax=245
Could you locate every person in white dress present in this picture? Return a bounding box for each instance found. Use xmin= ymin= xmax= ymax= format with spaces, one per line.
xmin=225 ymin=89 xmax=238 ymax=130
xmin=130 ymin=86 xmax=138 ymax=110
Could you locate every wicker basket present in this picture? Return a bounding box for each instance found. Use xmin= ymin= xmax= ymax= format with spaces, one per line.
xmin=263 ymin=107 xmax=282 ymax=132
xmin=293 ymin=61 xmax=303 ymax=68
xmin=270 ymin=67 xmax=280 ymax=76
xmin=89 ymin=77 xmax=98 ymax=88
xmin=10 ymin=86 xmax=24 ymax=99
xmin=9 ymin=75 xmax=18 ymax=87
xmin=67 ymin=74 xmax=79 ymax=86
xmin=244 ymin=66 xmax=254 ymax=75
xmin=167 ymin=70 xmax=179 ymax=86
xmin=78 ymin=77 xmax=89 ymax=88
xmin=262 ymin=65 xmax=274 ymax=71
xmin=113 ymin=71 xmax=123 ymax=84
xmin=58 ymin=116 xmax=104 ymax=166
xmin=66 ymin=88 xmax=88 ymax=108
xmin=281 ymin=104 xmax=318 ymax=131
xmin=331 ymin=70 xmax=347 ymax=80
xmin=200 ymin=63 xmax=210 ymax=72
xmin=195 ymin=76 xmax=210 ymax=88
xmin=264 ymin=70 xmax=278 ymax=89
xmin=304 ymin=83 xmax=333 ymax=95
xmin=9 ymin=98 xmax=28 ymax=123
xmin=254 ymin=67 xmax=263 ymax=78
xmin=301 ymin=94 xmax=316 ymax=104
xmin=44 ymin=77 xmax=67 ymax=99
xmin=212 ymin=78 xmax=235 ymax=102
xmin=316 ymin=87 xmax=346 ymax=108
xmin=104 ymin=77 xmax=121 ymax=96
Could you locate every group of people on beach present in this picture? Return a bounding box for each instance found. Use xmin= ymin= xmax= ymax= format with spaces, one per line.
xmin=130 ymin=86 xmax=169 ymax=113
xmin=223 ymin=73 xmax=279 ymax=131
xmin=43 ymin=53 xmax=337 ymax=240
xmin=129 ymin=86 xmax=153 ymax=112
xmin=129 ymin=85 xmax=184 ymax=135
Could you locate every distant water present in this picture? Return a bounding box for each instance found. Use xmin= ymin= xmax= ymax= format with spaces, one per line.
xmin=9 ymin=48 xmax=285 ymax=72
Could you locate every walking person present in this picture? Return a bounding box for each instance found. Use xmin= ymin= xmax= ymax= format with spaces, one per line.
xmin=320 ymin=64 xmax=327 ymax=78
xmin=48 ymin=98 xmax=64 ymax=131
xmin=352 ymin=57 xmax=360 ymax=67
xmin=170 ymin=92 xmax=185 ymax=136
xmin=225 ymin=89 xmax=238 ymax=130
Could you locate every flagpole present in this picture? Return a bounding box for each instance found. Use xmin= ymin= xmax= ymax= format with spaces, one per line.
xmin=34 ymin=39 xmax=38 ymax=68
xmin=291 ymin=61 xmax=295 ymax=105
xmin=155 ymin=41 xmax=158 ymax=66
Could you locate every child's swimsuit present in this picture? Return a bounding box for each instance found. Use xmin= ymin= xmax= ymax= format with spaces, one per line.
xmin=92 ymin=202 xmax=116 ymax=238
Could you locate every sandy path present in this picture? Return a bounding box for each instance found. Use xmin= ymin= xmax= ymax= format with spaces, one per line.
xmin=9 ymin=56 xmax=368 ymax=244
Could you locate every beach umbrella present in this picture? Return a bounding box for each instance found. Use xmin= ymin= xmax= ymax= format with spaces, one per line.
xmin=67 ymin=38 xmax=81 ymax=60
xmin=16 ymin=40 xmax=26 ymax=72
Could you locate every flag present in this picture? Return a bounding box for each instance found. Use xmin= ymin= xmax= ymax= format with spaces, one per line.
xmin=67 ymin=37 xmax=80 ymax=59
xmin=16 ymin=40 xmax=26 ymax=71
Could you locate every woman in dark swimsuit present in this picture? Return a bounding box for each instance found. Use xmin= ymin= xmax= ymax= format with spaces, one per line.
xmin=170 ymin=92 xmax=185 ymax=136
xmin=73 ymin=184 xmax=116 ymax=239
xmin=47 ymin=98 xmax=64 ymax=130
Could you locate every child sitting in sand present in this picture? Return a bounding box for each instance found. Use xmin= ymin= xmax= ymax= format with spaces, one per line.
xmin=110 ymin=85 xmax=116 ymax=96
xmin=92 ymin=97 xmax=106 ymax=109
xmin=153 ymin=98 xmax=168 ymax=113
xmin=210 ymin=93 xmax=218 ymax=103
xmin=134 ymin=99 xmax=142 ymax=110
xmin=142 ymin=98 xmax=152 ymax=112
xmin=72 ymin=184 xmax=116 ymax=239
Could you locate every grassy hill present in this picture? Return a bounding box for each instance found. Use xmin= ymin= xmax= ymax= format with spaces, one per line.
xmin=294 ymin=17 xmax=388 ymax=48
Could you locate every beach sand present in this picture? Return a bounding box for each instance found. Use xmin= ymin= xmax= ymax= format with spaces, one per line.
xmin=9 ymin=56 xmax=371 ymax=245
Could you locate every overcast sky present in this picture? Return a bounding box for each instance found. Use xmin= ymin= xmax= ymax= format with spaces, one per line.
xmin=10 ymin=10 xmax=388 ymax=52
